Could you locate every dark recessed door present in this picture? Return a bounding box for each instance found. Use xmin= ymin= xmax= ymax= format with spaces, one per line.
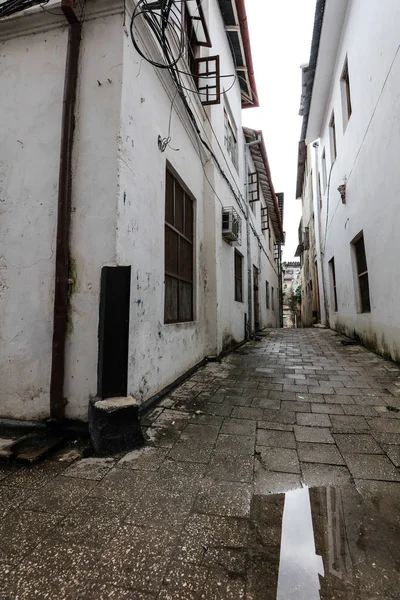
xmin=97 ymin=266 xmax=131 ymax=399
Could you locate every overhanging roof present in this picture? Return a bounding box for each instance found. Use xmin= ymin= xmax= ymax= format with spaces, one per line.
xmin=296 ymin=140 xmax=307 ymax=199
xmin=304 ymin=0 xmax=349 ymax=142
xmin=244 ymin=127 xmax=284 ymax=243
xmin=218 ymin=0 xmax=259 ymax=108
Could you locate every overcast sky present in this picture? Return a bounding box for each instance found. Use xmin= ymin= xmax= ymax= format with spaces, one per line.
xmin=242 ymin=0 xmax=316 ymax=261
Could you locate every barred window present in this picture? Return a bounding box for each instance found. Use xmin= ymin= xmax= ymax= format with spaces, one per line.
xmin=165 ymin=170 xmax=194 ymax=323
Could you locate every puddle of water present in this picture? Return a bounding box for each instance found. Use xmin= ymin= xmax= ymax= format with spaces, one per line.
xmin=249 ymin=485 xmax=400 ymax=599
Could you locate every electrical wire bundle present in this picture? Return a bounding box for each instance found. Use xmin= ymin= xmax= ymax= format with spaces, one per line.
xmin=0 ymin=0 xmax=49 ymax=18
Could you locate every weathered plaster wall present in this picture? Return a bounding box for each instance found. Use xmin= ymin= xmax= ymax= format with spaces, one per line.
xmin=0 ymin=25 xmax=68 ymax=419
xmin=116 ymin=22 xmax=208 ymax=403
xmin=0 ymin=0 xmax=282 ymax=422
xmin=314 ymin=0 xmax=400 ymax=361
xmin=64 ymin=13 xmax=124 ymax=420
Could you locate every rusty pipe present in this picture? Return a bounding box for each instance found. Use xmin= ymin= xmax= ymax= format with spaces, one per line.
xmin=49 ymin=1 xmax=81 ymax=419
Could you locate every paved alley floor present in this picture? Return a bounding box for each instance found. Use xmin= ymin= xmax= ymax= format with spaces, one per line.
xmin=1 ymin=328 xmax=400 ymax=599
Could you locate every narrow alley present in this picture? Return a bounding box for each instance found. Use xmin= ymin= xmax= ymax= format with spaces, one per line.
xmin=1 ymin=328 xmax=399 ymax=599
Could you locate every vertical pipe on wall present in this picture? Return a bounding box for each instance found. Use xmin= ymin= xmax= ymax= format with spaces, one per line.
xmin=244 ymin=145 xmax=252 ymax=338
xmin=50 ymin=1 xmax=81 ymax=420
xmin=244 ymin=136 xmax=263 ymax=337
xmin=312 ymin=141 xmax=329 ymax=327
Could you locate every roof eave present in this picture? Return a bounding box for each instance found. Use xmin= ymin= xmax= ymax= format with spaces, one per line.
xmin=235 ymin=0 xmax=259 ymax=108
xmin=256 ymin=130 xmax=284 ymax=242
xmin=295 ymin=140 xmax=307 ymax=199
xmin=304 ymin=0 xmax=349 ymax=143
xmin=244 ymin=127 xmax=284 ymax=243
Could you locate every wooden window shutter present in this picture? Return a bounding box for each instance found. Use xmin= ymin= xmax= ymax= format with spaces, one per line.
xmin=248 ymin=171 xmax=259 ymax=203
xmin=261 ymin=206 xmax=269 ymax=231
xmin=194 ymin=56 xmax=221 ymax=105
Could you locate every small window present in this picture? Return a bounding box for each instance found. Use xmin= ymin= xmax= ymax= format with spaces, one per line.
xmin=165 ymin=170 xmax=194 ymax=323
xmin=329 ymin=258 xmax=338 ymax=312
xmin=185 ymin=1 xmax=211 ymax=75
xmin=234 ymin=251 xmax=243 ymax=302
xmin=317 ymin=172 xmax=322 ymax=208
xmin=271 ymin=287 xmax=275 ymax=311
xmin=321 ymin=149 xmax=327 ymax=192
xmin=248 ymin=171 xmax=259 ymax=205
xmin=329 ymin=112 xmax=337 ymax=162
xmin=261 ymin=206 xmax=269 ymax=232
xmin=352 ymin=233 xmax=371 ymax=313
xmin=341 ymin=57 xmax=352 ymax=128
xmin=224 ymin=109 xmax=238 ymax=170
xmin=266 ymin=281 xmax=270 ymax=309
xmin=194 ymin=56 xmax=221 ymax=106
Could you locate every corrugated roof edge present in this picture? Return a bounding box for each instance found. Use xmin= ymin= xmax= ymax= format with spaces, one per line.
xmin=296 ymin=140 xmax=307 ymax=199
xmin=300 ymin=0 xmax=326 ymax=141
xmin=295 ymin=0 xmax=326 ymax=202
xmin=235 ymin=0 xmax=259 ymax=108
xmin=244 ymin=127 xmax=284 ymax=243
xmin=257 ymin=129 xmax=284 ymax=242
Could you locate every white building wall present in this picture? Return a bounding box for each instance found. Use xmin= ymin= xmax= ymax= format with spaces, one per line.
xmin=0 ymin=24 xmax=68 ymax=420
xmin=0 ymin=0 xmax=282 ymax=422
xmin=64 ymin=13 xmax=124 ymax=420
xmin=312 ymin=0 xmax=400 ymax=360
xmin=116 ymin=21 xmax=208 ymax=401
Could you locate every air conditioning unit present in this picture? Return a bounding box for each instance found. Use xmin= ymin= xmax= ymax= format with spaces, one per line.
xmin=222 ymin=206 xmax=241 ymax=244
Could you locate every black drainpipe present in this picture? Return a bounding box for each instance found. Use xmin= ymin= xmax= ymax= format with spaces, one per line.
xmin=50 ymin=0 xmax=81 ymax=420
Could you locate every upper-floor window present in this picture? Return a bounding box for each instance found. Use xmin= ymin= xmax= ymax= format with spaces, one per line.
xmin=224 ymin=108 xmax=238 ymax=170
xmin=184 ymin=0 xmax=211 ymax=73
xmin=341 ymin=57 xmax=352 ymax=129
xmin=321 ymin=148 xmax=327 ymax=192
xmin=184 ymin=2 xmax=221 ymax=106
xmin=165 ymin=169 xmax=194 ymax=323
xmin=247 ymin=170 xmax=259 ymax=214
xmin=329 ymin=112 xmax=337 ymax=162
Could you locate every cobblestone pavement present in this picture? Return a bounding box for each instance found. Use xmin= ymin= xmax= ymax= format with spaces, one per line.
xmin=1 ymin=329 xmax=400 ymax=599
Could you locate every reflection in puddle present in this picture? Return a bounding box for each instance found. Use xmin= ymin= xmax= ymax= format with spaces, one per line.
xmin=277 ymin=487 xmax=323 ymax=599
xmin=248 ymin=485 xmax=400 ymax=600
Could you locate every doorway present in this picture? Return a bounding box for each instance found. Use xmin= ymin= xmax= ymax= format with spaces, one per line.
xmin=253 ymin=266 xmax=260 ymax=332
xmin=97 ymin=266 xmax=131 ymax=399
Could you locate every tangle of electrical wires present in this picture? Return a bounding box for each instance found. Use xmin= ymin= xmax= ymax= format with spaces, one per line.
xmin=0 ymin=0 xmax=49 ymax=18
xmin=130 ymin=0 xmax=274 ymax=267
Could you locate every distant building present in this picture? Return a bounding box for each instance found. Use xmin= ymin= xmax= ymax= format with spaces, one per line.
xmin=282 ymin=262 xmax=301 ymax=328
xmin=296 ymin=0 xmax=400 ymax=361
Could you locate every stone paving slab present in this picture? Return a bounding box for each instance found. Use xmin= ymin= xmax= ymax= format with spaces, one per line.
xmin=1 ymin=328 xmax=400 ymax=597
xmin=333 ymin=433 xmax=384 ymax=454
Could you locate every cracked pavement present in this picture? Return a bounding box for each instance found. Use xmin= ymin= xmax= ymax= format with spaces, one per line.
xmin=0 ymin=329 xmax=400 ymax=599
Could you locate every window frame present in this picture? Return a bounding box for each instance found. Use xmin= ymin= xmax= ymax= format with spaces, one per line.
xmin=321 ymin=148 xmax=327 ymax=192
xmin=164 ymin=168 xmax=195 ymax=324
xmin=271 ymin=286 xmax=275 ymax=311
xmin=341 ymin=56 xmax=352 ymax=128
xmin=266 ymin=281 xmax=270 ymax=309
xmin=352 ymin=232 xmax=371 ymax=314
xmin=194 ymin=55 xmax=221 ymax=106
xmin=224 ymin=108 xmax=238 ymax=171
xmin=234 ymin=250 xmax=243 ymax=303
xmin=329 ymin=112 xmax=337 ymax=162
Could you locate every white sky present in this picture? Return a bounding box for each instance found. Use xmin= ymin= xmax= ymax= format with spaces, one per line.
xmin=242 ymin=0 xmax=316 ymax=261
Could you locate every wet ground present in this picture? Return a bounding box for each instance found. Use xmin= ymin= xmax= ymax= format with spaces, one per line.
xmin=0 ymin=328 xmax=400 ymax=599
